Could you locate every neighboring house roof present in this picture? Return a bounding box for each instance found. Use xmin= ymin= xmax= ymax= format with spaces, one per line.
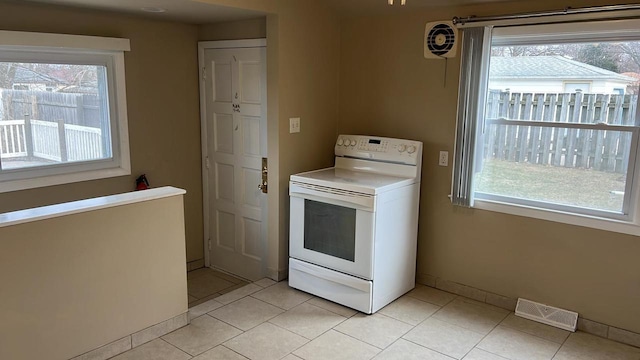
xmin=13 ymin=66 xmax=66 ymax=85
xmin=622 ymin=72 xmax=640 ymax=82
xmin=58 ymin=85 xmax=98 ymax=94
xmin=490 ymin=56 xmax=635 ymax=82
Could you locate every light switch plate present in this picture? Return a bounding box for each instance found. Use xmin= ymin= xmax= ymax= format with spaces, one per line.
xmin=289 ymin=117 xmax=300 ymax=133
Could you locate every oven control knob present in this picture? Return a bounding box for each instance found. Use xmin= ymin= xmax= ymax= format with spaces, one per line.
xmin=398 ymin=144 xmax=406 ymax=152
xmin=337 ymin=138 xmax=344 ymax=146
xmin=350 ymin=139 xmax=357 ymax=146
xmin=407 ymin=145 xmax=416 ymax=154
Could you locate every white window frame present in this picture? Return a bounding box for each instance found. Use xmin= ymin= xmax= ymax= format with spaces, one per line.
xmin=454 ymin=19 xmax=640 ymax=236
xmin=0 ymin=31 xmax=131 ymax=193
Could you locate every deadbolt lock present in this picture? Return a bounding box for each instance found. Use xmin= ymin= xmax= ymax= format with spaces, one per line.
xmin=259 ymin=157 xmax=268 ymax=194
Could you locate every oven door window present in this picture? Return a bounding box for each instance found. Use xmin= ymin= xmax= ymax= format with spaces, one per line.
xmin=303 ymin=199 xmax=356 ymax=262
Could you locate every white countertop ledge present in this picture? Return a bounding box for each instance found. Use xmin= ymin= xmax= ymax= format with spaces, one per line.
xmin=0 ymin=186 xmax=186 ymax=228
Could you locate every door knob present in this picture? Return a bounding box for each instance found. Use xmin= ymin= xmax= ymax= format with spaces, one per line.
xmin=258 ymin=182 xmax=268 ymax=193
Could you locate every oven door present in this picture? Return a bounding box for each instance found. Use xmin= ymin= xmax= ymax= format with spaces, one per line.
xmin=289 ymin=181 xmax=375 ymax=280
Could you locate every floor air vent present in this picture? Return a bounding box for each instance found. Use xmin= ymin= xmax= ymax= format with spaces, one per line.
xmin=515 ymin=298 xmax=578 ymax=332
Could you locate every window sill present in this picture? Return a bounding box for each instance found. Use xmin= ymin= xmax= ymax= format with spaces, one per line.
xmin=474 ymin=199 xmax=640 ymax=237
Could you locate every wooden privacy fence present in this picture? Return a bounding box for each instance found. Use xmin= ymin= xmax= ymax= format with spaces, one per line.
xmin=483 ymin=90 xmax=639 ymax=173
xmin=0 ymin=116 xmax=103 ymax=163
xmin=1 ymin=90 xmax=100 ymax=127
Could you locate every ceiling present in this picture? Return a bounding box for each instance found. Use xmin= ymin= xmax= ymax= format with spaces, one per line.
xmin=324 ymin=0 xmax=506 ymax=17
xmin=11 ymin=0 xmax=267 ymax=24
xmin=10 ymin=0 xmax=507 ymax=24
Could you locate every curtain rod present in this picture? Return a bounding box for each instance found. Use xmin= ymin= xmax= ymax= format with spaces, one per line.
xmin=453 ymin=4 xmax=640 ymax=27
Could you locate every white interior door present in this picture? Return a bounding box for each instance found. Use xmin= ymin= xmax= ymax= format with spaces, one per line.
xmin=200 ymin=41 xmax=267 ymax=281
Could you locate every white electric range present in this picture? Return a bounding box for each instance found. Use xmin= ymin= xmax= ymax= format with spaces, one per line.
xmin=288 ymin=134 xmax=422 ymax=314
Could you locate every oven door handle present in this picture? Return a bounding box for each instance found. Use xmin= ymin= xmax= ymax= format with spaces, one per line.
xmin=289 ymin=182 xmax=375 ymax=211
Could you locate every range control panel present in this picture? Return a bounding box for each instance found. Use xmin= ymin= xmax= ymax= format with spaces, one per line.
xmin=335 ymin=135 xmax=422 ymax=165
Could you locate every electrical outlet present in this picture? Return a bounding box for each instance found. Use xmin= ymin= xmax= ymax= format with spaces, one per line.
xmin=439 ymin=151 xmax=449 ymax=166
xmin=289 ymin=117 xmax=300 ymax=133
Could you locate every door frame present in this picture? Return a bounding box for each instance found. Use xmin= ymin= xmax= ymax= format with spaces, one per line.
xmin=198 ymin=39 xmax=268 ymax=274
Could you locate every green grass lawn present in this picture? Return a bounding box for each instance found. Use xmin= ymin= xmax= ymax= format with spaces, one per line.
xmin=475 ymin=159 xmax=626 ymax=212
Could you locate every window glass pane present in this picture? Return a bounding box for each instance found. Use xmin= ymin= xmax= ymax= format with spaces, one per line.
xmin=478 ymin=124 xmax=632 ymax=213
xmin=0 ymin=62 xmax=112 ymax=171
xmin=304 ymin=199 xmax=356 ymax=262
xmin=477 ymin=41 xmax=640 ymax=214
xmin=489 ymin=42 xmax=640 ymax=96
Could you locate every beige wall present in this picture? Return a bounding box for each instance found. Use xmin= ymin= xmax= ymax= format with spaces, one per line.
xmin=0 ymin=0 xmax=342 ymax=278
xmin=0 ymin=194 xmax=188 ymax=360
xmin=196 ymin=0 xmax=341 ymax=278
xmin=3 ymin=0 xmax=639 ymax=332
xmin=270 ymin=0 xmax=341 ymax=275
xmin=338 ymin=0 xmax=640 ymax=333
xmin=0 ymin=2 xmax=204 ymax=262
xmin=199 ymin=17 xmax=266 ymax=41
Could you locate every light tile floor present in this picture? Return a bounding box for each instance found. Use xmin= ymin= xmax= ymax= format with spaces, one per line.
xmin=115 ymin=280 xmax=640 ymax=360
xmin=187 ymin=268 xmax=250 ymax=308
